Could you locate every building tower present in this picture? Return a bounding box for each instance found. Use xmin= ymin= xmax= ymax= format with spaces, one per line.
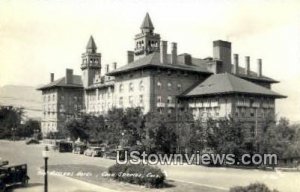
xmin=134 ymin=13 xmax=161 ymax=60
xmin=81 ymin=36 xmax=101 ymax=88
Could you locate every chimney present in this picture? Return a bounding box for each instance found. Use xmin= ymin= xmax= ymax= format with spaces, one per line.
xmin=160 ymin=40 xmax=167 ymax=64
xmin=257 ymin=59 xmax=262 ymax=77
xmin=245 ymin=56 xmax=250 ymax=75
xmin=127 ymin=51 xmax=134 ymax=63
xmin=183 ymin=54 xmax=192 ymax=65
xmin=233 ymin=54 xmax=239 ymax=74
xmin=171 ymin=42 xmax=177 ymax=65
xmin=106 ymin=64 xmax=109 ymax=74
xmin=50 ymin=73 xmax=54 ymax=82
xmin=213 ymin=40 xmax=232 ymax=73
xmin=112 ymin=62 xmax=117 ymax=70
xmin=65 ymin=69 xmax=73 ymax=84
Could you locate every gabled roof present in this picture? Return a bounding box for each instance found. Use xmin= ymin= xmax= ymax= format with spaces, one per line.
xmin=182 ymin=73 xmax=286 ymax=98
xmin=86 ymin=36 xmax=97 ymax=50
xmin=107 ymin=52 xmax=212 ymax=76
xmin=37 ymin=75 xmax=83 ymax=90
xmin=140 ymin=13 xmax=154 ymax=30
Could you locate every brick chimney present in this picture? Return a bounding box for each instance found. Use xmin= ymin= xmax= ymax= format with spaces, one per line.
xmin=183 ymin=54 xmax=192 ymax=65
xmin=50 ymin=73 xmax=54 ymax=82
xmin=112 ymin=62 xmax=117 ymax=70
xmin=171 ymin=42 xmax=177 ymax=65
xmin=233 ymin=54 xmax=239 ymax=74
xmin=213 ymin=40 xmax=232 ymax=73
xmin=65 ymin=69 xmax=73 ymax=84
xmin=106 ymin=64 xmax=109 ymax=74
xmin=127 ymin=51 xmax=134 ymax=63
xmin=245 ymin=56 xmax=250 ymax=75
xmin=160 ymin=40 xmax=167 ymax=64
xmin=257 ymin=59 xmax=262 ymax=77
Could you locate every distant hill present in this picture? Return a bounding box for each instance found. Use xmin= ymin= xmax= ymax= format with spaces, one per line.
xmin=0 ymin=85 xmax=42 ymax=120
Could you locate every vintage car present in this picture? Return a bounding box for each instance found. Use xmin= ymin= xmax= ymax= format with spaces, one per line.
xmin=84 ymin=147 xmax=103 ymax=157
xmin=73 ymin=144 xmax=87 ymax=154
xmin=0 ymin=162 xmax=30 ymax=192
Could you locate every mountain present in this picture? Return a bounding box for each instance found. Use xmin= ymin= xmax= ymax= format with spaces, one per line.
xmin=0 ymin=85 xmax=42 ymax=120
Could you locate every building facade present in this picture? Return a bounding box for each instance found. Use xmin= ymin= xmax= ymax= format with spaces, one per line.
xmin=38 ymin=13 xmax=285 ymax=136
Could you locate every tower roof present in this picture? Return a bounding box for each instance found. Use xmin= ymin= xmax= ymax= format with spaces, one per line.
xmin=86 ymin=36 xmax=97 ymax=50
xmin=140 ymin=13 xmax=154 ymax=30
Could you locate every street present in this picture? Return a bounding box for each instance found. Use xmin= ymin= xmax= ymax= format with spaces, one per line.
xmin=0 ymin=140 xmax=299 ymax=192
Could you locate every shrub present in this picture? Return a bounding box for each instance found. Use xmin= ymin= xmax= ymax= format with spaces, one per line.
xmin=230 ymin=183 xmax=279 ymax=192
xmin=108 ymin=163 xmax=165 ymax=188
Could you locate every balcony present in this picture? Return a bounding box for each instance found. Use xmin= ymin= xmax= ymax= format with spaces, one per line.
xmin=211 ymin=102 xmax=219 ymax=108
xmin=252 ymin=102 xmax=260 ymax=108
xmin=167 ymin=103 xmax=175 ymax=108
xmin=203 ymin=102 xmax=210 ymax=108
xmin=236 ymin=101 xmax=250 ymax=107
xmin=188 ymin=103 xmax=196 ymax=108
xmin=157 ymin=103 xmax=165 ymax=108
xmin=195 ymin=102 xmax=203 ymax=108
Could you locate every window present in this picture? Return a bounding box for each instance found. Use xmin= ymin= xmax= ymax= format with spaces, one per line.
xmin=129 ymin=82 xmax=134 ymax=91
xmin=157 ymin=81 xmax=161 ymax=89
xmin=129 ymin=96 xmax=133 ymax=106
xmin=177 ymin=83 xmax=182 ymax=91
xmin=119 ymin=97 xmax=123 ymax=106
xmin=167 ymin=96 xmax=172 ymax=104
xmin=157 ymin=96 xmax=162 ymax=103
xmin=53 ymin=94 xmax=55 ymax=101
xmin=139 ymin=81 xmax=144 ymax=91
xmin=139 ymin=95 xmax=143 ymax=104
xmin=119 ymin=84 xmax=123 ymax=92
xmin=48 ymin=95 xmax=50 ymax=101
xmin=167 ymin=82 xmax=172 ymax=90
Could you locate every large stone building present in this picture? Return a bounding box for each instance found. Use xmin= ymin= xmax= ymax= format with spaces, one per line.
xmin=38 ymin=13 xmax=285 ymax=136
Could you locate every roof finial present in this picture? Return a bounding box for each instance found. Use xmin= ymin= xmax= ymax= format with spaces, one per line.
xmin=86 ymin=35 xmax=97 ymax=53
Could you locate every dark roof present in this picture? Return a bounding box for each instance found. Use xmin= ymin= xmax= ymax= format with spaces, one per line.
xmin=140 ymin=13 xmax=154 ymax=30
xmin=182 ymin=73 xmax=286 ymax=98
xmin=86 ymin=81 xmax=115 ymax=90
xmin=107 ymin=52 xmax=212 ymax=76
xmin=86 ymin=36 xmax=97 ymax=50
xmin=232 ymin=65 xmax=279 ymax=83
xmin=37 ymin=75 xmax=83 ymax=90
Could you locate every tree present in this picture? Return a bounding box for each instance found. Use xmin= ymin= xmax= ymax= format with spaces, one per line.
xmin=143 ymin=112 xmax=176 ymax=154
xmin=0 ymin=106 xmax=23 ymax=139
xmin=19 ymin=119 xmax=41 ymax=138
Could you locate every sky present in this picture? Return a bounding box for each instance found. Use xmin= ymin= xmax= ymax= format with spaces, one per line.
xmin=0 ymin=0 xmax=299 ymax=122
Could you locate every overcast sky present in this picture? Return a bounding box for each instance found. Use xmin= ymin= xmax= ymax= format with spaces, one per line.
xmin=0 ymin=0 xmax=299 ymax=122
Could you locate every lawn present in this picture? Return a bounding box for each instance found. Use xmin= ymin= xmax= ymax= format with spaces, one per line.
xmin=47 ymin=164 xmax=226 ymax=192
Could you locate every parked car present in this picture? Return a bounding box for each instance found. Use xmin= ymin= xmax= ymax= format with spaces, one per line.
xmin=84 ymin=147 xmax=103 ymax=157
xmin=0 ymin=163 xmax=30 ymax=192
xmin=73 ymin=145 xmax=87 ymax=154
xmin=57 ymin=141 xmax=73 ymax=153
xmin=25 ymin=138 xmax=40 ymax=145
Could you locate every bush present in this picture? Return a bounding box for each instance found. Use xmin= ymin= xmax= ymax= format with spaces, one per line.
xmin=108 ymin=163 xmax=165 ymax=188
xmin=230 ymin=183 xmax=279 ymax=192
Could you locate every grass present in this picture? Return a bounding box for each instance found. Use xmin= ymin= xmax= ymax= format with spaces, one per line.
xmin=47 ymin=164 xmax=226 ymax=192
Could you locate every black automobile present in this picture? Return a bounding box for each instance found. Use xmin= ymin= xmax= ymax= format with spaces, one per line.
xmin=0 ymin=163 xmax=30 ymax=192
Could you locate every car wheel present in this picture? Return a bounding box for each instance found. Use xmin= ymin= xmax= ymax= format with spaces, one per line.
xmin=0 ymin=184 xmax=6 ymax=192
xmin=22 ymin=177 xmax=29 ymax=187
